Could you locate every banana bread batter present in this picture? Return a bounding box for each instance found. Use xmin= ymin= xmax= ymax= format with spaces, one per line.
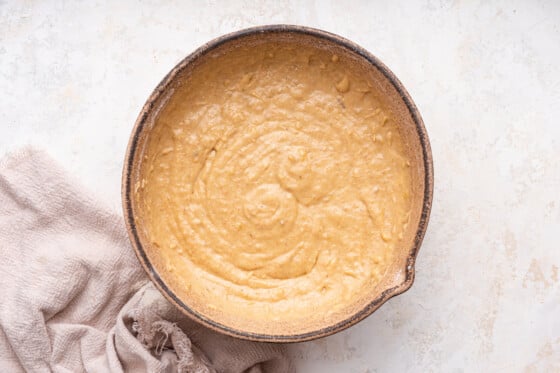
xmin=136 ymin=41 xmax=412 ymax=322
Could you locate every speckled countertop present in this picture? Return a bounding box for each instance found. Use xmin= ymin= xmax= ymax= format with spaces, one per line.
xmin=1 ymin=1 xmax=559 ymax=371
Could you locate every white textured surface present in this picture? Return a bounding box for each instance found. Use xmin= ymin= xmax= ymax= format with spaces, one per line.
xmin=1 ymin=1 xmax=559 ymax=371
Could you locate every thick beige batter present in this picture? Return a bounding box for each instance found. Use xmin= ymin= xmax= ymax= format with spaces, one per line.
xmin=136 ymin=42 xmax=412 ymax=321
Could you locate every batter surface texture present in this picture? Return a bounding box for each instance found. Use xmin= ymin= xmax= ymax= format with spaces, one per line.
xmin=136 ymin=41 xmax=412 ymax=322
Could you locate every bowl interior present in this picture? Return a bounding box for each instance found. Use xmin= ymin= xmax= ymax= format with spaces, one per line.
xmin=123 ymin=26 xmax=432 ymax=342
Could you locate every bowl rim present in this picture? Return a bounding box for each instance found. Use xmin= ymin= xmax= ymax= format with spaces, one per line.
xmin=122 ymin=24 xmax=434 ymax=342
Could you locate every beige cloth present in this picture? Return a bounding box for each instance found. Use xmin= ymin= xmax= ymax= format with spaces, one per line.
xmin=0 ymin=148 xmax=294 ymax=373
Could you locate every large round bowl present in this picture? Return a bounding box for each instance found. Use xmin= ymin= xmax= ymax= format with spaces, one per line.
xmin=122 ymin=25 xmax=433 ymax=342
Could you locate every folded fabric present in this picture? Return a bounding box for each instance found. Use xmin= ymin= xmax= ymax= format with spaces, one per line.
xmin=0 ymin=148 xmax=294 ymax=373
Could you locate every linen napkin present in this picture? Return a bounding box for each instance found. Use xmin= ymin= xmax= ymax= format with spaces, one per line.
xmin=0 ymin=147 xmax=294 ymax=373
